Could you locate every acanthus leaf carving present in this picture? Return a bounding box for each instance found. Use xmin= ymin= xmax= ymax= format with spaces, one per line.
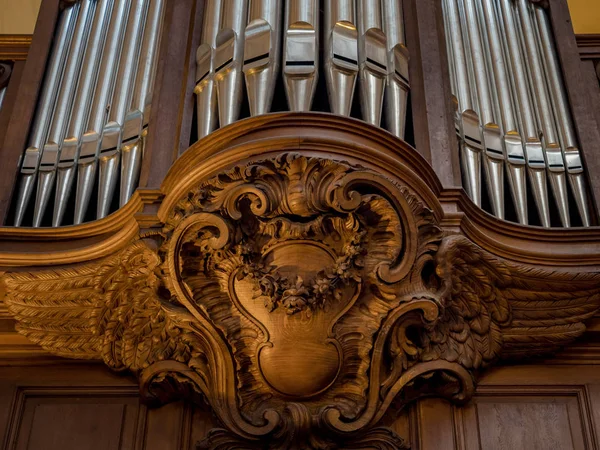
xmin=3 ymin=153 xmax=600 ymax=449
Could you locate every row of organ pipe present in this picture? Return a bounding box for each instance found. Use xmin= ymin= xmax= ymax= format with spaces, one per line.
xmin=13 ymin=0 xmax=165 ymax=227
xmin=194 ymin=0 xmax=410 ymax=140
xmin=443 ymin=0 xmax=591 ymax=227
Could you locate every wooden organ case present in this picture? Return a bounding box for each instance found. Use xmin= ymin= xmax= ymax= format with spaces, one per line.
xmin=0 ymin=0 xmax=600 ymax=449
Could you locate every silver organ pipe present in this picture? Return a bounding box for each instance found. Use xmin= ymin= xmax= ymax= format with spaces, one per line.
xmin=54 ymin=0 xmax=115 ymax=227
xmin=357 ymin=0 xmax=387 ymax=126
xmin=462 ymin=0 xmax=505 ymax=219
xmin=480 ymin=0 xmax=527 ymax=224
xmin=443 ymin=0 xmax=483 ymax=207
xmin=97 ymin=0 xmax=148 ymax=220
xmin=34 ymin=0 xmax=95 ymax=228
xmin=498 ymin=0 xmax=551 ymax=227
xmin=74 ymin=0 xmax=130 ymax=225
xmin=195 ymin=0 xmax=222 ymax=139
xmin=515 ymin=0 xmax=570 ymax=227
xmin=215 ymin=0 xmax=248 ymax=127
xmin=383 ymin=0 xmax=409 ymax=139
xmin=13 ymin=7 xmax=78 ymax=226
xmin=324 ymin=0 xmax=358 ymax=117
xmin=244 ymin=0 xmax=283 ymax=116
xmin=283 ymin=0 xmax=319 ymax=112
xmin=534 ymin=5 xmax=591 ymax=227
xmin=120 ymin=0 xmax=165 ymax=207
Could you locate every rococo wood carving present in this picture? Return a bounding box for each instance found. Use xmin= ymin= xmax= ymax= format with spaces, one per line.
xmin=3 ymin=152 xmax=600 ymax=449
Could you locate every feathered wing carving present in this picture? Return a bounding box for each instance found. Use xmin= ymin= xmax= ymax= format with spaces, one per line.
xmin=3 ymin=241 xmax=195 ymax=372
xmin=420 ymin=235 xmax=600 ymax=370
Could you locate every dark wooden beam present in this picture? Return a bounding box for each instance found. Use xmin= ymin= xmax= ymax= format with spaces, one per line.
xmin=548 ymin=0 xmax=600 ymax=220
xmin=403 ymin=0 xmax=462 ymax=189
xmin=0 ymin=61 xmax=24 ymax=151
xmin=139 ymin=0 xmax=205 ymax=189
xmin=0 ymin=0 xmax=60 ymax=225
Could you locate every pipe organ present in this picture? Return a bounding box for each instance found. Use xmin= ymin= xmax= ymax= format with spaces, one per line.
xmin=443 ymin=0 xmax=592 ymax=227
xmin=12 ymin=0 xmax=165 ymax=227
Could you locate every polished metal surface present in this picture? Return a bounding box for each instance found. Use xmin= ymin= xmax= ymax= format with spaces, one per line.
xmin=121 ymin=0 xmax=165 ymax=206
xmin=357 ymin=0 xmax=386 ymax=126
xmin=498 ymin=0 xmax=550 ymax=227
xmin=215 ymin=0 xmax=248 ymax=126
xmin=195 ymin=0 xmax=222 ymax=139
xmin=443 ymin=0 xmax=482 ymax=207
xmin=324 ymin=0 xmax=358 ymax=117
xmin=516 ymin=0 xmax=570 ymax=227
xmin=244 ymin=0 xmax=282 ymax=116
xmin=34 ymin=0 xmax=95 ymax=227
xmin=462 ymin=0 xmax=504 ymax=219
xmin=534 ymin=5 xmax=591 ymax=227
xmin=14 ymin=6 xmax=78 ymax=226
xmin=283 ymin=0 xmax=319 ymax=111
xmin=54 ymin=0 xmax=116 ymax=227
xmin=481 ymin=0 xmax=527 ymax=224
xmin=383 ymin=0 xmax=409 ymax=138
xmin=97 ymin=0 xmax=148 ymax=220
xmin=75 ymin=0 xmax=131 ymax=225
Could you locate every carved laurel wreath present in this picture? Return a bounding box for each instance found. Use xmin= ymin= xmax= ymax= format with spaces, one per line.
xmin=4 ymin=153 xmax=600 ymax=450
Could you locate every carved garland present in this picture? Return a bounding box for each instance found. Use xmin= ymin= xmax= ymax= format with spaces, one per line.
xmin=3 ymin=154 xmax=600 ymax=449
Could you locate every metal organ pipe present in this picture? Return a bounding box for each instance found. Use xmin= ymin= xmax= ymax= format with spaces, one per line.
xmin=515 ymin=0 xmax=570 ymax=227
xmin=443 ymin=0 xmax=483 ymax=208
xmin=75 ymin=0 xmax=131 ymax=225
xmin=497 ymin=0 xmax=550 ymax=227
xmin=324 ymin=0 xmax=358 ymax=117
xmin=14 ymin=6 xmax=78 ymax=226
xmin=97 ymin=0 xmax=148 ymax=220
xmin=120 ymin=0 xmax=165 ymax=207
xmin=195 ymin=0 xmax=222 ymax=139
xmin=462 ymin=0 xmax=505 ymax=219
xmin=33 ymin=0 xmax=95 ymax=228
xmin=383 ymin=0 xmax=409 ymax=139
xmin=215 ymin=0 xmax=248 ymax=127
xmin=283 ymin=0 xmax=319 ymax=111
xmin=244 ymin=0 xmax=282 ymax=116
xmin=357 ymin=0 xmax=386 ymax=127
xmin=54 ymin=0 xmax=116 ymax=227
xmin=534 ymin=5 xmax=591 ymax=227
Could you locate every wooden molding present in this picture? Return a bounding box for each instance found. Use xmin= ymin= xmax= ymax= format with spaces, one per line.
xmin=0 ymin=35 xmax=32 ymax=61
xmin=0 ymin=115 xmax=599 ymax=449
xmin=576 ymin=34 xmax=600 ymax=60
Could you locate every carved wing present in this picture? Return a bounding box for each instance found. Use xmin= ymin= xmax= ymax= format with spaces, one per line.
xmin=421 ymin=235 xmax=600 ymax=369
xmin=3 ymin=241 xmax=193 ymax=371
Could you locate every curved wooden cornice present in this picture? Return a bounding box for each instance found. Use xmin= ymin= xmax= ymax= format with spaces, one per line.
xmin=1 ymin=114 xmax=599 ymax=448
xmin=0 ymin=35 xmax=32 ymax=61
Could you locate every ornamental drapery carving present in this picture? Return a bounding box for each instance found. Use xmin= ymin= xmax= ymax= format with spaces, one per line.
xmin=3 ymin=154 xmax=600 ymax=449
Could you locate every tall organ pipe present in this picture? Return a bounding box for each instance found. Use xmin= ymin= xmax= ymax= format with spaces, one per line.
xmin=497 ymin=0 xmax=550 ymax=227
xmin=195 ymin=0 xmax=222 ymax=139
xmin=13 ymin=6 xmax=78 ymax=226
xmin=324 ymin=0 xmax=358 ymax=117
xmin=534 ymin=5 xmax=591 ymax=227
xmin=383 ymin=0 xmax=409 ymax=139
xmin=97 ymin=0 xmax=148 ymax=220
xmin=120 ymin=0 xmax=165 ymax=206
xmin=283 ymin=0 xmax=319 ymax=111
xmin=480 ymin=0 xmax=528 ymax=224
xmin=357 ymin=0 xmax=386 ymax=126
xmin=74 ymin=0 xmax=130 ymax=225
xmin=34 ymin=0 xmax=95 ymax=227
xmin=515 ymin=0 xmax=570 ymax=227
xmin=443 ymin=0 xmax=482 ymax=207
xmin=215 ymin=0 xmax=248 ymax=127
xmin=244 ymin=0 xmax=282 ymax=116
xmin=461 ymin=0 xmax=505 ymax=219
xmin=54 ymin=0 xmax=115 ymax=227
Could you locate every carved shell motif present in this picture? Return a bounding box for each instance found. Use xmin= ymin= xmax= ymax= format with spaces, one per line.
xmin=4 ymin=154 xmax=600 ymax=449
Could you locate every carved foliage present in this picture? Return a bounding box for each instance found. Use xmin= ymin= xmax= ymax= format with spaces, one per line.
xmin=4 ymin=154 xmax=600 ymax=449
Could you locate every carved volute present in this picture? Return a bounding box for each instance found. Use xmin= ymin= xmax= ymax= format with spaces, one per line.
xmin=2 ymin=115 xmax=600 ymax=449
